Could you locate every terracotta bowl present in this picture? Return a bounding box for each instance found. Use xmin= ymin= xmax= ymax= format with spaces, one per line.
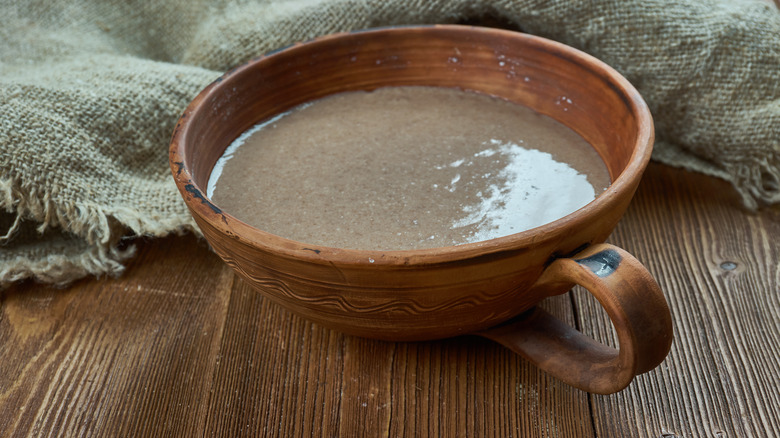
xmin=170 ymin=25 xmax=672 ymax=394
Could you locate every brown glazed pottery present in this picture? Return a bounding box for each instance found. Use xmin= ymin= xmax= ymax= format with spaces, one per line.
xmin=169 ymin=25 xmax=673 ymax=394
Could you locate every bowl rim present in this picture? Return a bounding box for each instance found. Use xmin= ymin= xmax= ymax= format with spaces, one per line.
xmin=169 ymin=24 xmax=654 ymax=267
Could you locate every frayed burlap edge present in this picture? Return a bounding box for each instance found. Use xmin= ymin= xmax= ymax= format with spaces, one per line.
xmin=653 ymin=141 xmax=780 ymax=210
xmin=0 ymin=176 xmax=199 ymax=289
xmin=728 ymin=159 xmax=780 ymax=209
xmin=0 ymin=237 xmax=136 ymax=288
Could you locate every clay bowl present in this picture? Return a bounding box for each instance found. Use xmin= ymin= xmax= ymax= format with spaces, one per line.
xmin=170 ymin=25 xmax=672 ymax=394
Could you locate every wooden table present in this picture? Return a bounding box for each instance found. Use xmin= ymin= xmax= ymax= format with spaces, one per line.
xmin=1 ymin=162 xmax=778 ymax=437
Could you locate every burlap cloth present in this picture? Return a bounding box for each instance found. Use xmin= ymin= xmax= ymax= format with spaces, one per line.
xmin=1 ymin=0 xmax=778 ymax=288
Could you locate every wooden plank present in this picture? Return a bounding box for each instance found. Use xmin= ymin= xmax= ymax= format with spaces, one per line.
xmin=0 ymin=236 xmax=232 ymax=437
xmin=385 ymin=294 xmax=595 ymax=438
xmin=338 ymin=336 xmax=395 ymax=436
xmin=201 ymin=278 xmax=345 ymax=437
xmin=576 ymin=163 xmax=780 ymax=437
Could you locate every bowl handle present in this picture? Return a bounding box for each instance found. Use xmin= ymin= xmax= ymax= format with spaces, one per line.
xmin=475 ymin=243 xmax=673 ymax=394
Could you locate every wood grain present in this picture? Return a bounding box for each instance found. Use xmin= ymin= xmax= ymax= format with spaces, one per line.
xmin=1 ymin=162 xmax=778 ymax=437
xmin=201 ymin=277 xmax=346 ymax=437
xmin=580 ymin=164 xmax=780 ymax=437
xmin=0 ymin=236 xmax=232 ymax=437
